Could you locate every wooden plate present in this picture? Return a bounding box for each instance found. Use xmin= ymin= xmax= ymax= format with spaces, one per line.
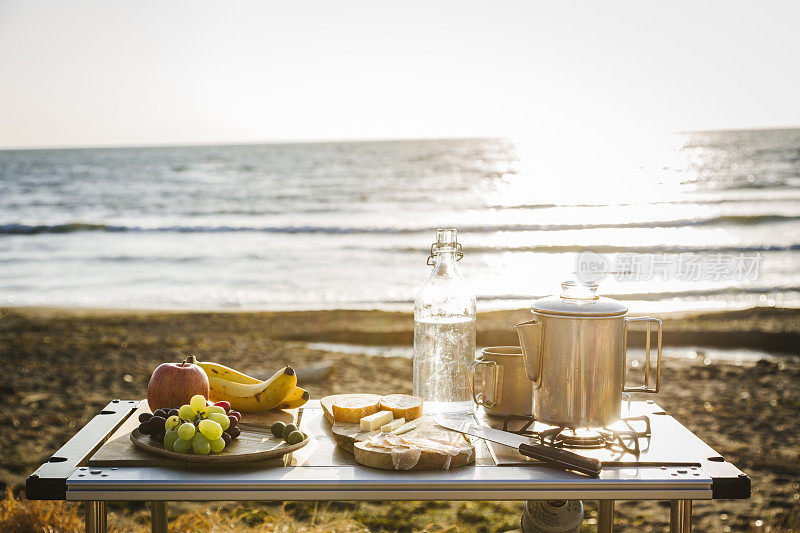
xmin=130 ymin=428 xmax=308 ymax=463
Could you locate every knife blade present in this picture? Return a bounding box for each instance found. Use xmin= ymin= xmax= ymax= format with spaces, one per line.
xmin=435 ymin=416 xmax=602 ymax=477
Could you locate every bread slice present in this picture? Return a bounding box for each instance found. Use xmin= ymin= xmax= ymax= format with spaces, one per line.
xmin=331 ymin=395 xmax=381 ymax=423
xmin=379 ymin=394 xmax=424 ymax=421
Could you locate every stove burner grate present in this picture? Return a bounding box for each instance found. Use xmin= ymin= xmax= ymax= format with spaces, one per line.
xmin=501 ymin=414 xmax=651 ymax=456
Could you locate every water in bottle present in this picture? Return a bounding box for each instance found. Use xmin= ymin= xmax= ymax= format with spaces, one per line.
xmin=413 ymin=228 xmax=476 ymax=414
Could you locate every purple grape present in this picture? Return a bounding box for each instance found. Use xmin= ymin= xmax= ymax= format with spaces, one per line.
xmin=228 ymin=426 xmax=240 ymax=439
xmin=138 ymin=412 xmax=153 ymax=423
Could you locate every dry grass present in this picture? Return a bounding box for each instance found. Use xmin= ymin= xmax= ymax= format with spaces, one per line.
xmin=0 ymin=495 xmax=523 ymax=533
xmin=0 ymin=494 xmax=371 ymax=533
xmin=0 ymin=488 xmax=83 ymax=532
xmin=161 ymin=503 xmax=370 ymax=533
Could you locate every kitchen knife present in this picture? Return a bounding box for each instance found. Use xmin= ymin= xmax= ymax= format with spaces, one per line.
xmin=435 ymin=416 xmax=602 ymax=477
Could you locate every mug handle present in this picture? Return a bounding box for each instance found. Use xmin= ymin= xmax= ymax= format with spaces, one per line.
xmin=468 ymin=359 xmax=500 ymax=408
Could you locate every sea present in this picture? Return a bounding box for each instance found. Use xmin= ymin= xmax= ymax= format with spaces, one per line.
xmin=2 ymin=128 xmax=800 ymax=313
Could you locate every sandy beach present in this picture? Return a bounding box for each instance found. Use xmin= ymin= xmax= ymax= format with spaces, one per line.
xmin=1 ymin=306 xmax=799 ymax=531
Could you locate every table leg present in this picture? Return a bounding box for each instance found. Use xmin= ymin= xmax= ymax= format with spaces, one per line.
xmin=84 ymin=501 xmax=106 ymax=533
xmin=150 ymin=501 xmax=167 ymax=533
xmin=670 ymin=500 xmax=692 ymax=532
xmin=679 ymin=500 xmax=692 ymax=532
xmin=598 ymin=500 xmax=614 ymax=533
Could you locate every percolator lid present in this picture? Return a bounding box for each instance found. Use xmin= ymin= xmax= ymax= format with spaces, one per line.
xmin=532 ymin=281 xmax=628 ymax=317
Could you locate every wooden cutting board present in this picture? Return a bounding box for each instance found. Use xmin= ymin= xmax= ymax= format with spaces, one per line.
xmin=320 ymin=394 xmax=474 ymax=471
xmin=89 ymin=400 xmax=299 ymax=467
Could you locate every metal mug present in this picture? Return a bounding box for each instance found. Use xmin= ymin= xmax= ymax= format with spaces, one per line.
xmin=468 ymin=346 xmax=534 ymax=417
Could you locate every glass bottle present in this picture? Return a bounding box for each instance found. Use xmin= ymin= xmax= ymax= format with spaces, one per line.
xmin=413 ymin=228 xmax=477 ymax=414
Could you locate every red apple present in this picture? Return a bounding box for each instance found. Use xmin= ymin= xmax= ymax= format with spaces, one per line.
xmin=146 ymin=355 xmax=209 ymax=412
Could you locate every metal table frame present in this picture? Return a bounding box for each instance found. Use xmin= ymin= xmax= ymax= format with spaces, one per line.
xmin=26 ymin=400 xmax=750 ymax=533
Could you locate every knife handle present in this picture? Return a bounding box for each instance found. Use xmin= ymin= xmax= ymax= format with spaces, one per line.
xmin=518 ymin=443 xmax=602 ymax=477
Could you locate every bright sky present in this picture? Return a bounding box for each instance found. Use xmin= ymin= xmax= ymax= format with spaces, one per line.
xmin=1 ymin=0 xmax=799 ymax=149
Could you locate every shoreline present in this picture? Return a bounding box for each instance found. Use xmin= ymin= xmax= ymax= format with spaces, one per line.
xmin=4 ymin=304 xmax=800 ymax=355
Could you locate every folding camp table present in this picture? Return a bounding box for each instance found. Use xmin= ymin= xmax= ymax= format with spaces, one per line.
xmin=26 ymin=399 xmax=750 ymax=532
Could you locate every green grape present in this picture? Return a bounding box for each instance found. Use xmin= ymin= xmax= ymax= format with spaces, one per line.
xmin=192 ymin=433 xmax=211 ymax=455
xmin=178 ymin=404 xmax=195 ymax=421
xmin=177 ymin=422 xmax=196 ymax=440
xmin=189 ymin=395 xmax=207 ymax=412
xmin=207 ymin=412 xmax=230 ymax=430
xmin=210 ymin=437 xmax=225 ymax=453
xmin=173 ymin=437 xmax=192 ymax=454
xmin=165 ymin=415 xmax=181 ymax=430
xmin=206 ymin=405 xmax=226 ymax=416
xmin=198 ymin=419 xmax=223 ymax=441
xmin=163 ymin=428 xmax=179 ymax=451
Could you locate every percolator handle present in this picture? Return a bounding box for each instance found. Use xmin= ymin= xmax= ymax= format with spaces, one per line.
xmin=623 ymin=316 xmax=663 ymax=393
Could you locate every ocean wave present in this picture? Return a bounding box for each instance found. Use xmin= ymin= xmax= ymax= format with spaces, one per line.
xmin=0 ymin=222 xmax=122 ymax=234
xmin=479 ymin=285 xmax=800 ymax=302
xmin=493 ymin=195 xmax=800 ymax=209
xmin=459 ymin=243 xmax=800 ymax=254
xmin=2 ymin=214 xmax=799 ymax=236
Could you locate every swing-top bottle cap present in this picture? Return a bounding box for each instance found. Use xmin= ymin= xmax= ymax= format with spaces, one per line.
xmin=427 ymin=228 xmax=463 ymax=264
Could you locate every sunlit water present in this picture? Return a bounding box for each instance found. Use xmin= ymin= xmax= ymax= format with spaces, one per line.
xmin=1 ymin=129 xmax=800 ymax=311
xmin=307 ymin=342 xmax=800 ymax=367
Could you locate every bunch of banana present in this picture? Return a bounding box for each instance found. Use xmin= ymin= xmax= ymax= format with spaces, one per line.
xmin=197 ymin=360 xmax=310 ymax=412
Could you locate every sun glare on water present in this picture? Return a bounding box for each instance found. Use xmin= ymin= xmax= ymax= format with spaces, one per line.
xmin=500 ymin=129 xmax=693 ymax=208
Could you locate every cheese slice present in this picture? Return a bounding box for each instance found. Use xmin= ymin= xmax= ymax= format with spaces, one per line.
xmin=380 ymin=394 xmax=424 ymax=421
xmin=360 ymin=410 xmax=394 ymax=431
xmin=363 ymin=434 xmax=469 ymax=457
xmin=331 ymin=396 xmax=381 ymax=424
xmin=389 ymin=421 xmax=418 ymax=435
xmin=380 ymin=417 xmax=406 ymax=433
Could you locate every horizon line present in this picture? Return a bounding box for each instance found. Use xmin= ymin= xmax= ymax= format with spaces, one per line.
xmin=2 ymin=124 xmax=800 ymax=151
xmin=0 ymin=135 xmax=506 ymax=152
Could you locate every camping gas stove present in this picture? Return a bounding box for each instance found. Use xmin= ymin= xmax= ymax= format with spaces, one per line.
xmin=500 ymin=412 xmax=651 ymax=455
xmin=478 ymin=400 xmax=741 ymax=470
